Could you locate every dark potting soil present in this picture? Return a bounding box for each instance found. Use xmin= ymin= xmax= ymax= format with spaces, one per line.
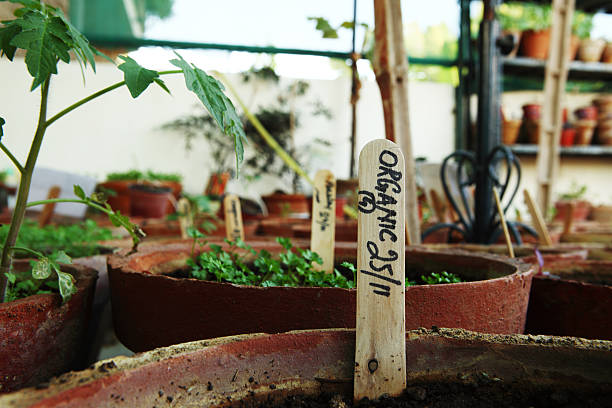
xmin=246 ymin=381 xmax=611 ymax=408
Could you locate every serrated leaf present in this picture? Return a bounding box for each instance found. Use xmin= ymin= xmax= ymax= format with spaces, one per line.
xmin=170 ymin=54 xmax=246 ymax=167
xmin=73 ymin=184 xmax=85 ymax=200
xmin=56 ymin=270 xmax=76 ymax=302
xmin=340 ymin=21 xmax=354 ymax=29
xmin=32 ymin=258 xmax=52 ymax=279
xmin=117 ymin=55 xmax=162 ymax=98
xmin=54 ymin=8 xmax=97 ymax=72
xmin=10 ymin=11 xmax=72 ymax=89
xmin=52 ymin=250 xmax=72 ymax=265
xmin=0 ymin=21 xmax=22 ymax=60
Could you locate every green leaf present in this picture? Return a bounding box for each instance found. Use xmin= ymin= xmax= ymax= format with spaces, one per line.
xmin=56 ymin=270 xmax=76 ymax=302
xmin=32 ymin=257 xmax=52 ymax=279
xmin=308 ymin=17 xmax=338 ymax=39
xmin=73 ymin=184 xmax=86 ymax=200
xmin=54 ymin=8 xmax=97 ymax=72
xmin=0 ymin=21 xmax=22 ymax=60
xmin=169 ymin=53 xmax=246 ymax=166
xmin=10 ymin=11 xmax=73 ymax=90
xmin=0 ymin=117 xmax=4 ymax=138
xmin=118 ymin=56 xmax=167 ymax=98
xmin=52 ymin=250 xmax=72 ymax=265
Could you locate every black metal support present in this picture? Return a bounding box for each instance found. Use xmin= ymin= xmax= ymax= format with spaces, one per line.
xmin=422 ymin=145 xmax=537 ymax=244
xmin=474 ymin=0 xmax=502 ymax=243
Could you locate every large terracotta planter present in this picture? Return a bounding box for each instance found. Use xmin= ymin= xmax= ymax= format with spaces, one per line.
xmin=2 ymin=328 xmax=611 ymax=407
xmin=526 ymin=260 xmax=612 ymax=340
xmin=0 ymin=264 xmax=98 ymax=393
xmin=108 ymin=242 xmax=534 ymax=352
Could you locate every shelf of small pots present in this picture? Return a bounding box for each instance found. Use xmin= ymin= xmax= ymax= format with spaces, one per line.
xmin=2 ymin=327 xmax=611 ymax=407
xmin=106 ymin=238 xmax=534 ymax=353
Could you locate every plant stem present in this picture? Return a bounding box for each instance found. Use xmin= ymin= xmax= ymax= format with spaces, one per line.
xmin=45 ymin=70 xmax=181 ymax=128
xmin=0 ymin=143 xmax=24 ymax=174
xmin=0 ymin=79 xmax=51 ymax=302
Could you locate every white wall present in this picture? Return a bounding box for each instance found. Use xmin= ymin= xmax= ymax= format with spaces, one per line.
xmin=0 ymin=56 xmax=455 ymax=200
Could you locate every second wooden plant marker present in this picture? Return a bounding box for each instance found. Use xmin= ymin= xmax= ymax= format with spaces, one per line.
xmin=310 ymin=170 xmax=336 ymax=273
xmin=354 ymin=139 xmax=406 ymax=401
xmin=224 ymin=194 xmax=245 ymax=242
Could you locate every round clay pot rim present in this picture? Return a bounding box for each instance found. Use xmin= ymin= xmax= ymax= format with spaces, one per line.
xmin=0 ymin=263 xmax=97 ymax=308
xmin=3 ymin=326 xmax=611 ymax=407
xmin=108 ymin=243 xmax=533 ymax=290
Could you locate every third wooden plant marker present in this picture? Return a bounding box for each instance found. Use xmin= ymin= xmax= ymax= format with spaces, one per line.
xmin=224 ymin=194 xmax=245 ymax=242
xmin=354 ymin=139 xmax=406 ymax=401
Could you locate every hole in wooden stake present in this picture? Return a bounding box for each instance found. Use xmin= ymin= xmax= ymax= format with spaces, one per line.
xmin=368 ymin=359 xmax=379 ymax=374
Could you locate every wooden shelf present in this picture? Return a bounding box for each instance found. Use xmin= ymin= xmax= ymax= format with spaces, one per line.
xmin=509 ymin=144 xmax=612 ymax=157
xmin=503 ymin=57 xmax=612 ymax=82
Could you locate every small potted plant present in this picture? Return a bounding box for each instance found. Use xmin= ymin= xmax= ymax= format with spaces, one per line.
xmin=0 ymin=0 xmax=244 ymax=392
xmin=571 ymin=10 xmax=595 ymax=60
xmin=518 ymin=3 xmax=552 ymax=60
xmin=496 ymin=2 xmax=528 ymax=58
xmin=554 ymin=183 xmax=591 ymax=222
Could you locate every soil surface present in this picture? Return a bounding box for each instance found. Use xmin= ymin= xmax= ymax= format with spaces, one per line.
xmin=246 ymin=382 xmax=611 ymax=408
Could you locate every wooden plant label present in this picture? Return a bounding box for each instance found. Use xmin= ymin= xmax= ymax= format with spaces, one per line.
xmin=224 ymin=194 xmax=244 ymax=242
xmin=523 ymin=189 xmax=553 ymax=246
xmin=493 ymin=189 xmax=515 ymax=258
xmin=177 ymin=197 xmax=193 ymax=239
xmin=354 ymin=139 xmax=406 ymax=401
xmin=310 ymin=170 xmax=336 ymax=273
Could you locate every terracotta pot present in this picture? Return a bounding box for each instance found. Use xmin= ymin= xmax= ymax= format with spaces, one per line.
xmin=590 ymin=205 xmax=612 ymax=223
xmin=562 ymin=232 xmax=612 ymax=244
xmin=574 ymin=105 xmax=598 ymax=120
xmin=577 ymin=38 xmax=606 ymax=63
xmin=501 ymin=119 xmax=521 ymax=145
xmin=573 ymin=119 xmax=596 ymax=145
xmin=554 ymin=199 xmax=591 ymax=222
xmin=2 ymin=328 xmax=611 ymax=407
xmin=0 ymin=264 xmax=97 ymax=393
xmin=108 ymin=242 xmax=533 ymax=352
xmin=292 ymin=219 xmax=357 ymax=242
xmin=602 ymin=42 xmax=612 ymax=63
xmin=96 ymin=180 xmax=135 ymax=215
xmin=204 ymin=172 xmax=230 ymax=197
xmin=526 ymin=260 xmax=612 ymax=340
xmin=560 ymin=127 xmax=576 ymax=146
xmin=129 ymin=184 xmax=172 ymax=218
xmin=521 ymin=103 xmax=541 ymax=121
xmin=569 ymin=34 xmax=580 ymax=60
xmin=261 ymin=193 xmax=310 ymax=218
xmin=519 ymin=28 xmax=550 ymax=59
xmin=523 ymin=119 xmax=540 ymax=144
xmin=593 ymin=95 xmax=612 ymax=114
